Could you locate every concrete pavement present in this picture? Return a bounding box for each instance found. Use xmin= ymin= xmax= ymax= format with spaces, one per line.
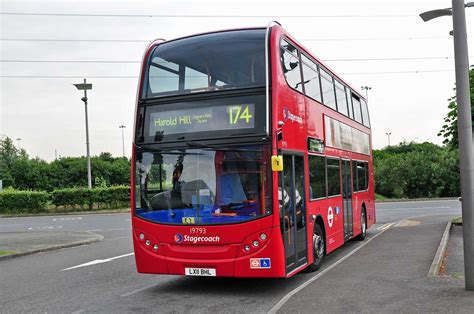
xmin=276 ymin=216 xmax=474 ymax=313
xmin=0 ymin=231 xmax=103 ymax=260
xmin=445 ymin=223 xmax=465 ymax=277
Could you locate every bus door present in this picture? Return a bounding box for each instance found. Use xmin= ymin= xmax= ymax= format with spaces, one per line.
xmin=280 ymin=153 xmax=308 ymax=273
xmin=342 ymin=159 xmax=353 ymax=240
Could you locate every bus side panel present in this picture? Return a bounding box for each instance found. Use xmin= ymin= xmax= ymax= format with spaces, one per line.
xmin=352 ymin=151 xmax=376 ymax=237
xmin=271 ymin=26 xmax=346 ymax=259
xmin=352 ymin=192 xmax=363 ymax=236
xmin=316 ymin=196 xmax=345 ymax=255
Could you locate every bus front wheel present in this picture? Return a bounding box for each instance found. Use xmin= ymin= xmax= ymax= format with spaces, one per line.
xmin=307 ymin=223 xmax=325 ymax=272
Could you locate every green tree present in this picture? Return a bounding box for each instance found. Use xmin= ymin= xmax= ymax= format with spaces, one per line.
xmin=0 ymin=137 xmax=19 ymax=187
xmin=1 ymin=136 xmax=131 ymax=191
xmin=373 ymin=141 xmax=460 ymax=198
xmin=438 ymin=66 xmax=474 ymax=149
xmin=10 ymin=157 xmax=51 ymax=191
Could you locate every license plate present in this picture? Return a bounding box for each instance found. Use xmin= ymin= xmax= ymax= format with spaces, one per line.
xmin=185 ymin=267 xmax=216 ymax=276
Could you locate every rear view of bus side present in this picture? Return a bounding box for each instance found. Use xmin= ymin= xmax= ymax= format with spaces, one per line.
xmin=131 ymin=23 xmax=375 ymax=278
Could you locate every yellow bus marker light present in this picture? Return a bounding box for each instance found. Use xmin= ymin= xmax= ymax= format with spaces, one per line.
xmin=271 ymin=155 xmax=283 ymax=172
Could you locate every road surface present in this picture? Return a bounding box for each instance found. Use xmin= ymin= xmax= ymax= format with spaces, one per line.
xmin=0 ymin=200 xmax=462 ymax=312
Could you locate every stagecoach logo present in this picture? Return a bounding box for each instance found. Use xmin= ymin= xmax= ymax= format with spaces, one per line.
xmin=283 ymin=107 xmax=303 ymax=124
xmin=327 ymin=206 xmax=334 ymax=228
xmin=174 ymin=233 xmax=220 ymax=244
xmin=174 ymin=233 xmax=183 ymax=243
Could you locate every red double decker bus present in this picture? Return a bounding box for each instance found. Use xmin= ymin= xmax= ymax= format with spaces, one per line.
xmin=131 ymin=22 xmax=375 ymax=278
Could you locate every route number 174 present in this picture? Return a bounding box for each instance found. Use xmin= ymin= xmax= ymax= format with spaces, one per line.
xmin=228 ymin=105 xmax=253 ymax=125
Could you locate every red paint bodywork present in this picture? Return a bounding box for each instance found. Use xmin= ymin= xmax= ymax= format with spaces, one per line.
xmin=131 ymin=25 xmax=375 ymax=278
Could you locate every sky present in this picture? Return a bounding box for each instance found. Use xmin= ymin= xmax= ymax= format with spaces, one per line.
xmin=0 ymin=0 xmax=473 ymax=161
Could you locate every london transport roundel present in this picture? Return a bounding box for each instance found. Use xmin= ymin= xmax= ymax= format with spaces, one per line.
xmin=327 ymin=206 xmax=334 ymax=228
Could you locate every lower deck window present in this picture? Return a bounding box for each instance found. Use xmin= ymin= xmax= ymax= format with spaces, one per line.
xmin=327 ymin=158 xmax=341 ymax=196
xmin=309 ymin=155 xmax=326 ymax=199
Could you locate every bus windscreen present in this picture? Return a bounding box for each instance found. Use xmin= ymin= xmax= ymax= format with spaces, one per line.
xmin=134 ymin=145 xmax=272 ymax=225
xmin=142 ymin=29 xmax=266 ymax=98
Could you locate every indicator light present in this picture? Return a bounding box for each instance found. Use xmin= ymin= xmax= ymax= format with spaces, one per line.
xmin=145 ymin=240 xmax=151 ymax=246
xmin=244 ymin=245 xmax=251 ymax=252
xmin=139 ymin=233 xmax=145 ymax=240
xmin=252 ymin=240 xmax=259 ymax=247
xmin=260 ymin=233 xmax=267 ymax=241
xmin=153 ymin=244 xmax=159 ymax=251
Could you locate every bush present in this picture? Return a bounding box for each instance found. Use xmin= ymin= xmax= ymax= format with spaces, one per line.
xmin=374 ymin=142 xmax=460 ymax=198
xmin=50 ymin=186 xmax=130 ymax=210
xmin=0 ymin=188 xmax=50 ymax=213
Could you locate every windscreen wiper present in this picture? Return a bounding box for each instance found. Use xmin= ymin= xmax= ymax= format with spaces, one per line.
xmin=136 ymin=144 xmax=203 ymax=155
xmin=185 ymin=141 xmax=218 ymax=149
xmin=185 ymin=141 xmax=261 ymax=152
xmin=135 ymin=144 xmax=174 ymax=153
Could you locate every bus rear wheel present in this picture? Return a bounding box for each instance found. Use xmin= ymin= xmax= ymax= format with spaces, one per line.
xmin=356 ymin=210 xmax=367 ymax=241
xmin=307 ymin=223 xmax=325 ymax=272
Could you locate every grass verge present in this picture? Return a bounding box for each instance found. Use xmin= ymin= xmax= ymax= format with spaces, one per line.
xmin=0 ymin=208 xmax=130 ymax=218
xmin=451 ymin=217 xmax=463 ymax=225
xmin=0 ymin=250 xmax=16 ymax=256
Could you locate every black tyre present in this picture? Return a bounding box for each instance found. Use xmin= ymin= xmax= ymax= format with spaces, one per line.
xmin=306 ymin=223 xmax=325 ymax=272
xmin=356 ymin=209 xmax=367 ymax=241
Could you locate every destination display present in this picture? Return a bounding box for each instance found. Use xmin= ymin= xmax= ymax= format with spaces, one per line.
xmin=149 ymin=103 xmax=255 ymax=136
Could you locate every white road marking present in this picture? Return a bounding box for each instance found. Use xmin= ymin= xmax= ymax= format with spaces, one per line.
xmin=121 ymin=283 xmax=159 ymax=297
xmin=375 ymin=223 xmax=392 ymax=231
xmin=53 ymin=217 xmax=82 ymax=221
xmin=268 ymin=222 xmax=395 ymax=314
xmin=61 ymin=252 xmax=134 ymax=271
xmin=27 ymin=226 xmax=63 ymax=230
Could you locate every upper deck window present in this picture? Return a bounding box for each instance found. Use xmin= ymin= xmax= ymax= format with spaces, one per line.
xmin=335 ymin=80 xmax=348 ymax=116
xmin=143 ymin=29 xmax=266 ymax=99
xmin=301 ymin=54 xmax=322 ymax=102
xmin=352 ymin=94 xmax=363 ymax=124
xmin=320 ymin=69 xmax=337 ymax=111
xmin=361 ymin=99 xmax=371 ymax=127
xmin=346 ymin=88 xmax=354 ymax=119
xmin=280 ymin=40 xmax=303 ymax=93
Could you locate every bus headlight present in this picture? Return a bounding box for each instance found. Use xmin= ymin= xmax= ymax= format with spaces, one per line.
xmin=139 ymin=233 xmax=145 ymax=240
xmin=260 ymin=233 xmax=267 ymax=241
xmin=252 ymin=240 xmax=259 ymax=247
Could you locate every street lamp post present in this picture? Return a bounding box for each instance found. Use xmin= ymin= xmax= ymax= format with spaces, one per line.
xmin=73 ymin=78 xmax=93 ymax=189
xmin=385 ymin=132 xmax=392 ymax=146
xmin=361 ymin=85 xmax=372 ymax=101
xmin=420 ymin=0 xmax=474 ymax=291
xmin=119 ymin=125 xmax=126 ymax=157
xmin=16 ymin=138 xmax=22 ymax=149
